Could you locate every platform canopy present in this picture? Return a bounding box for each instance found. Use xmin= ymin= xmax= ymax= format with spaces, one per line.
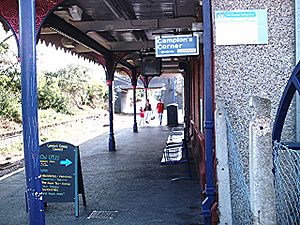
xmin=19 ymin=0 xmax=202 ymax=74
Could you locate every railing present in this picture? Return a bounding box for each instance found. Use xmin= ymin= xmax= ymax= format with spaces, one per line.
xmin=273 ymin=141 xmax=300 ymax=225
xmin=226 ymin=116 xmax=253 ymax=225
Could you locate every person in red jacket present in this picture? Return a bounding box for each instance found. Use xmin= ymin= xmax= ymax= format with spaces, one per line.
xmin=156 ymin=99 xmax=164 ymax=125
xmin=139 ymin=107 xmax=145 ymax=126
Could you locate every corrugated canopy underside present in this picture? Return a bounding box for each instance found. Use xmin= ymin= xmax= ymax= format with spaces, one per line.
xmin=31 ymin=0 xmax=200 ymax=73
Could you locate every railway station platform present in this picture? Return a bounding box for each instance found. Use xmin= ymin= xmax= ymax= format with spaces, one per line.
xmin=0 ymin=122 xmax=203 ymax=225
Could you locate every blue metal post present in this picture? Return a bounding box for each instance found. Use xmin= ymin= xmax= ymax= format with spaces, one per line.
xmin=145 ymin=88 xmax=148 ymax=101
xmin=131 ymin=69 xmax=138 ymax=132
xmin=105 ymin=55 xmax=116 ymax=151
xmin=133 ymin=86 xmax=138 ymax=132
xmin=75 ymin=146 xmax=79 ymax=217
xmin=107 ymin=79 xmax=116 ymax=151
xmin=18 ymin=0 xmax=45 ymax=224
xmin=202 ymin=0 xmax=215 ymax=224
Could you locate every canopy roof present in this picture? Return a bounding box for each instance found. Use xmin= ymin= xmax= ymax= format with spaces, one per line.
xmin=38 ymin=0 xmax=202 ymax=74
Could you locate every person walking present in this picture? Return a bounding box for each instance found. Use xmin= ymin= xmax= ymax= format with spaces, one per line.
xmin=144 ymin=99 xmax=152 ymax=124
xmin=156 ymin=99 xmax=164 ymax=125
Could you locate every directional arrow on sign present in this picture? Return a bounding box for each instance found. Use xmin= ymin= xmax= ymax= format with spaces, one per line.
xmin=60 ymin=158 xmax=72 ymax=167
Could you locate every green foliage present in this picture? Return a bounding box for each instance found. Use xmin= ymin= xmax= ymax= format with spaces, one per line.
xmin=46 ymin=64 xmax=108 ymax=110
xmin=37 ymin=75 xmax=71 ymax=114
xmin=0 ymin=42 xmax=21 ymax=122
xmin=85 ymin=83 xmax=108 ymax=109
xmin=55 ymin=64 xmax=90 ymax=109
xmin=0 ymin=89 xmax=21 ymax=122
xmin=0 ymin=40 xmax=108 ymax=124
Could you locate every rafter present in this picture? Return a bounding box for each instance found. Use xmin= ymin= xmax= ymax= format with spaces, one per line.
xmin=74 ymin=17 xmax=198 ymax=33
xmin=43 ymin=14 xmax=112 ymax=57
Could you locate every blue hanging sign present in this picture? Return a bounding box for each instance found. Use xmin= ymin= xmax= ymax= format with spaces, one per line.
xmin=155 ymin=34 xmax=199 ymax=57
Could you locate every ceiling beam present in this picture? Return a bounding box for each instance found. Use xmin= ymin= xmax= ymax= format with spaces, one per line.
xmin=73 ymin=41 xmax=154 ymax=52
xmin=44 ymin=14 xmax=112 ymax=57
xmin=74 ymin=17 xmax=198 ymax=33
xmin=109 ymin=41 xmax=154 ymax=51
xmin=72 ymin=33 xmax=203 ymax=52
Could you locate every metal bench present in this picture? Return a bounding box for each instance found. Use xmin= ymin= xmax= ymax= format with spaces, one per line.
xmin=161 ymin=129 xmax=192 ymax=181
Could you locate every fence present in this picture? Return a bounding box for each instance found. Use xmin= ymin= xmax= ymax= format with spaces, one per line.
xmin=273 ymin=141 xmax=300 ymax=225
xmin=226 ymin=116 xmax=253 ymax=225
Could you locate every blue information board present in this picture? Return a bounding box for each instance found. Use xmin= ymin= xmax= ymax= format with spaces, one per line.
xmin=155 ymin=34 xmax=199 ymax=57
xmin=39 ymin=141 xmax=86 ymax=217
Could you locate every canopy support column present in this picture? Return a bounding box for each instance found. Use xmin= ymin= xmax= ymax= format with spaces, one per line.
xmin=131 ymin=69 xmax=138 ymax=133
xmin=140 ymin=76 xmax=154 ymax=101
xmin=145 ymin=88 xmax=148 ymax=100
xmin=105 ymin=55 xmax=116 ymax=151
xmin=19 ymin=0 xmax=45 ymax=224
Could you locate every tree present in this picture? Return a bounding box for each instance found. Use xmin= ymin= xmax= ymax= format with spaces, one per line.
xmin=56 ymin=64 xmax=90 ymax=109
xmin=43 ymin=63 xmax=108 ymax=110
xmin=37 ymin=73 xmax=70 ymax=114
xmin=0 ymin=42 xmax=21 ymax=122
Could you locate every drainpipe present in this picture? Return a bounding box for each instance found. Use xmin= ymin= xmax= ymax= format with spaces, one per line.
xmin=202 ymin=0 xmax=215 ymax=224
xmin=19 ymin=0 xmax=45 ymax=224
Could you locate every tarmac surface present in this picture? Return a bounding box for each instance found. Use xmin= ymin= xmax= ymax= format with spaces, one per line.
xmin=0 ymin=122 xmax=203 ymax=225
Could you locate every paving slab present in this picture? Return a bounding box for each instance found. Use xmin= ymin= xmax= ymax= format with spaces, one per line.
xmin=0 ymin=124 xmax=203 ymax=225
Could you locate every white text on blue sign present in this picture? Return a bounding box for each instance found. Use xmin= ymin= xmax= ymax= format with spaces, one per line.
xmin=155 ymin=34 xmax=199 ymax=57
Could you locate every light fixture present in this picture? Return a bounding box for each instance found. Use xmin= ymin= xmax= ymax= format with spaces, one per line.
xmin=68 ymin=5 xmax=83 ymax=21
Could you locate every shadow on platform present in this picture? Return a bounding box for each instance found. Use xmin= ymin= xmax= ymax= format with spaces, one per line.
xmin=0 ymin=125 xmax=203 ymax=225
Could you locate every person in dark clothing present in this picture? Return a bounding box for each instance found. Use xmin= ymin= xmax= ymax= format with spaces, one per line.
xmin=144 ymin=99 xmax=152 ymax=123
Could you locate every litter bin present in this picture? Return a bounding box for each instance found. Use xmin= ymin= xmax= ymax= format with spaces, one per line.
xmin=167 ymin=103 xmax=178 ymax=126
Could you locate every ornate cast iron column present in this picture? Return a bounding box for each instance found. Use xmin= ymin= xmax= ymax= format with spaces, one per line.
xmin=19 ymin=0 xmax=45 ymax=224
xmin=140 ymin=75 xmax=154 ymax=101
xmin=105 ymin=55 xmax=116 ymax=151
xmin=131 ymin=69 xmax=138 ymax=132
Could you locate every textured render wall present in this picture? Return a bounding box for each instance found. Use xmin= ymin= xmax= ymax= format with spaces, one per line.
xmin=213 ymin=0 xmax=295 ymax=180
xmin=212 ymin=0 xmax=295 ymax=223
xmin=297 ymin=0 xmax=300 ymax=62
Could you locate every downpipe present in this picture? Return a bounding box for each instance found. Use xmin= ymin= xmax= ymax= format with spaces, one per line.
xmin=202 ymin=121 xmax=215 ymax=225
xmin=202 ymin=0 xmax=215 ymax=224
